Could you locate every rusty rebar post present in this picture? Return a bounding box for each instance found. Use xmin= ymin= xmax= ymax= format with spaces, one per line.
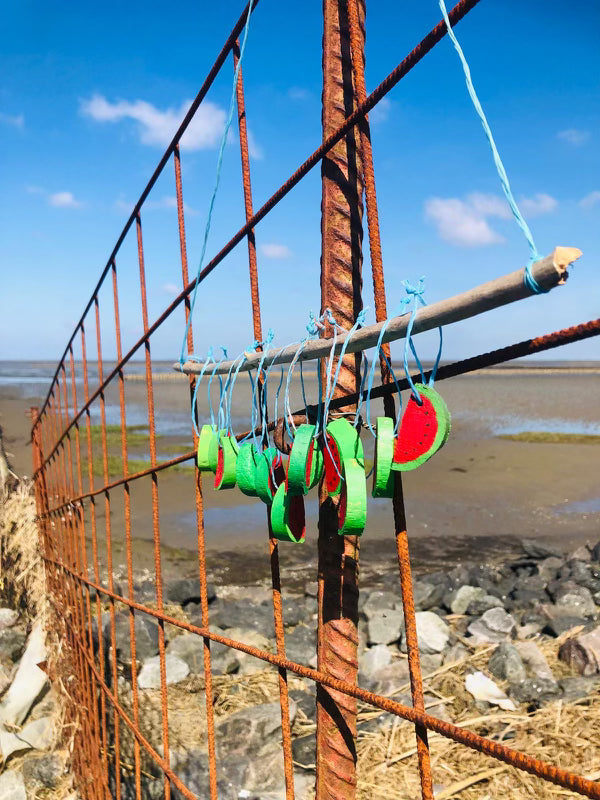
xmin=316 ymin=1 xmax=364 ymax=797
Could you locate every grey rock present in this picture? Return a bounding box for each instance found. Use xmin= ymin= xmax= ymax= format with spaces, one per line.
xmin=0 ymin=770 xmax=26 ymax=800
xmin=509 ymin=678 xmax=561 ymax=705
xmin=167 ymin=632 xmax=240 ymax=675
xmin=537 ymin=557 xmax=563 ymax=583
xmin=488 ymin=643 xmax=526 ymax=684
xmin=0 ymin=609 xmax=18 ymax=631
xmin=510 ymin=588 xmax=548 ymax=608
xmin=367 ymin=609 xmax=404 ymax=646
xmin=414 ymin=612 xmax=450 ymax=654
xmin=281 ymin=595 xmax=308 ymax=627
xmin=450 ymin=586 xmax=486 ymax=615
xmin=563 ymin=561 xmax=600 ymax=593
xmin=304 ymin=581 xmax=318 ymax=598
xmin=0 ymin=628 xmax=26 ymax=663
xmin=19 ymin=716 xmax=54 ymax=750
xmin=22 ymin=754 xmax=63 ymax=789
xmin=554 ymin=584 xmax=596 ymax=617
xmin=171 ymin=749 xmax=241 ymax=800
xmin=225 ymin=628 xmax=274 ymax=675
xmin=468 ymin=608 xmax=516 ymax=643
xmin=137 ymin=654 xmax=189 ymax=689
xmin=570 ymin=545 xmax=592 ymax=562
xmin=559 ymin=625 xmax=600 ymax=675
xmin=359 ymin=644 xmax=392 ymax=677
xmin=559 ymin=676 xmax=600 ymax=701
xmin=420 ymin=653 xmax=443 ymax=674
xmin=361 ymin=590 xmax=400 ymax=619
xmin=105 ymin=612 xmax=159 ymax=662
xmin=290 ymin=687 xmax=316 ymax=722
xmin=285 ymin=624 xmax=316 ymax=666
xmin=591 ymin=540 xmax=600 ymax=563
xmin=466 ymin=594 xmax=503 ymax=616
xmin=166 ymin=577 xmax=215 ymax=607
xmin=413 ymin=581 xmax=445 ymax=611
xmin=521 ymin=539 xmax=562 ymax=559
xmin=363 ymin=661 xmax=410 ymax=695
xmin=443 ymin=643 xmax=469 ymax=665
xmin=292 ymin=733 xmax=315 ymax=769
xmin=515 ymin=641 xmax=554 ymax=681
xmin=543 ymin=616 xmax=587 ymax=637
xmin=206 ymin=599 xmax=274 ymax=636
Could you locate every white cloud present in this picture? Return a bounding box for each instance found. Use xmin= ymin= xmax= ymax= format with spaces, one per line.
xmin=425 ymin=191 xmax=558 ymax=247
xmin=247 ymin=129 xmax=264 ymax=160
xmin=580 ymin=191 xmax=600 ymax=210
xmin=557 ymin=128 xmax=590 ymax=146
xmin=48 ymin=191 xmax=83 ymax=208
xmin=162 ymin=283 xmax=181 ymax=296
xmin=518 ymin=192 xmax=557 ymax=217
xmin=288 ymin=87 xmax=310 ymax=101
xmin=425 ymin=197 xmax=504 ymax=247
xmin=80 ymin=94 xmax=226 ymax=151
xmin=369 ymin=97 xmax=391 ymax=125
xmin=0 ymin=112 xmax=24 ymax=129
xmin=260 ymin=243 xmax=292 ymax=259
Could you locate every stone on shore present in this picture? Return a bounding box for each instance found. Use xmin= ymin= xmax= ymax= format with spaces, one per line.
xmin=468 ymin=608 xmax=516 ymax=643
xmin=138 ymin=654 xmax=190 ymax=689
xmin=559 ymin=625 xmax=600 ymax=675
xmin=414 ymin=612 xmax=449 ymax=654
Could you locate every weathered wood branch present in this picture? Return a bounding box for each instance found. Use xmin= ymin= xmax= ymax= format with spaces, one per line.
xmin=0 ymin=425 xmax=18 ymax=493
xmin=175 ymin=247 xmax=582 ymax=376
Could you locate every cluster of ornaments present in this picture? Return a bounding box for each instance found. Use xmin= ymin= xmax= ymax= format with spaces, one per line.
xmin=196 ymin=383 xmax=450 ymax=544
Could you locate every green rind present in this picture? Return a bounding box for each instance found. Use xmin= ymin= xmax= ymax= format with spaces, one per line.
xmin=207 ymin=428 xmax=227 ymax=473
xmin=391 ymin=384 xmax=451 ymax=472
xmin=270 ymin=483 xmax=306 ymax=543
xmin=236 ymin=442 xmax=259 ymax=497
xmin=338 ymin=458 xmax=367 ymax=537
xmin=287 ymin=424 xmax=323 ymax=495
xmin=372 ymin=417 xmax=395 ymax=498
xmin=255 ymin=447 xmax=281 ymax=505
xmin=214 ymin=434 xmax=239 ymax=490
xmin=196 ymin=425 xmax=215 ymax=471
xmin=326 ymin=417 xmax=364 ymax=466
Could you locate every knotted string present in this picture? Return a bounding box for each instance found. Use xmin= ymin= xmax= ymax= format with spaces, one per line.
xmin=283 ymin=311 xmax=324 ymax=440
xmin=250 ymin=329 xmax=274 ymax=451
xmin=190 ymin=346 xmax=215 ymax=437
xmin=402 ymin=278 xmax=442 ymax=404
xmin=438 ymin=0 xmax=546 ymax=294
xmin=207 ymin=348 xmax=227 ymax=430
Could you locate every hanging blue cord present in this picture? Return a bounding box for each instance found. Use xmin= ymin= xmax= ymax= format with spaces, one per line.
xmin=178 ymin=0 xmax=256 ymax=368
xmin=190 ymin=346 xmax=215 ymax=437
xmin=283 ymin=311 xmax=324 ymax=440
xmin=207 ymin=348 xmax=227 ymax=429
xmin=402 ymin=278 xmax=443 ymax=404
xmin=353 ymin=351 xmax=369 ymax=429
xmin=224 ymin=340 xmax=258 ymax=437
xmin=250 ymin=329 xmax=274 ymax=451
xmin=260 ymin=343 xmax=288 ymax=448
xmin=437 ymin=0 xmax=546 ymax=294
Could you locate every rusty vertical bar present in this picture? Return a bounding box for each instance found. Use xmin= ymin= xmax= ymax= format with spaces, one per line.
xmin=111 ymin=260 xmax=143 ymax=799
xmin=173 ymin=146 xmax=219 ymax=800
xmin=135 ymin=212 xmax=171 ymax=800
xmin=346 ymin=2 xmax=434 ymax=797
xmin=233 ymin=43 xmax=296 ymax=800
xmin=316 ymin=1 xmax=364 ymax=797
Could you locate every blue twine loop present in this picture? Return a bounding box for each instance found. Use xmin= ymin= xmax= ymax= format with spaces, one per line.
xmin=401 ymin=278 xmax=443 ymax=404
xmin=438 ymin=0 xmax=546 ymax=295
xmin=178 ymin=0 xmax=255 ymax=368
xmin=283 ymin=311 xmax=324 ymax=440
xmin=250 ymin=329 xmax=274 ymax=451
xmin=207 ymin=347 xmax=227 ymax=430
xmin=190 ymin=346 xmax=215 ymax=437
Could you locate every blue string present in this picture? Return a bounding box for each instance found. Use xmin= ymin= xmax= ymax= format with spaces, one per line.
xmin=190 ymin=346 xmax=215 ymax=437
xmin=259 ymin=342 xmax=288 ymax=450
xmin=353 ymin=351 xmax=369 ymax=429
xmin=283 ymin=311 xmax=323 ymax=440
xmin=178 ymin=0 xmax=256 ymax=368
xmin=250 ymin=329 xmax=274 ymax=451
xmin=224 ymin=340 xmax=258 ymax=437
xmin=438 ymin=0 xmax=546 ymax=294
xmin=207 ymin=348 xmax=227 ymax=430
xmin=401 ymin=278 xmax=443 ymax=404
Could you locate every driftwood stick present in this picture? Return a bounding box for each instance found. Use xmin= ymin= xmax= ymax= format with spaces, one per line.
xmin=175 ymin=246 xmax=582 ymax=376
xmin=0 ymin=425 xmax=18 ymax=493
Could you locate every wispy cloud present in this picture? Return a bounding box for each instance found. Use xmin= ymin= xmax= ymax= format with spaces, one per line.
xmin=80 ymin=94 xmax=226 ymax=151
xmin=369 ymin=97 xmax=391 ymax=125
xmin=580 ymin=190 xmax=600 ymax=210
xmin=0 ymin=112 xmax=24 ymax=129
xmin=557 ymin=128 xmax=590 ymax=146
xmin=425 ymin=191 xmax=557 ymax=247
xmin=48 ymin=191 xmax=83 ymax=208
xmin=247 ymin=129 xmax=264 ymax=160
xmin=260 ymin=243 xmax=292 ymax=259
xmin=288 ymin=87 xmax=310 ymax=101
xmin=162 ymin=283 xmax=181 ymax=296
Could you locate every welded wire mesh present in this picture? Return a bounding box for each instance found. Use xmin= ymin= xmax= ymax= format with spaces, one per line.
xmin=30 ymin=2 xmax=600 ymax=799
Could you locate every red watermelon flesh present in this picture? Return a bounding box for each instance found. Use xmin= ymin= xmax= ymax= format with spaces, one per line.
xmin=337 ymin=485 xmax=347 ymax=529
xmin=288 ymin=494 xmax=306 ymax=542
xmin=215 ymin=447 xmax=225 ymax=484
xmin=324 ymin=434 xmax=342 ymax=493
xmin=393 ymin=391 xmax=441 ymax=466
xmin=269 ymin=455 xmax=285 ymax=496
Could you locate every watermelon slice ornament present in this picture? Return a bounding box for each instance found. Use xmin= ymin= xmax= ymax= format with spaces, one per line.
xmin=392 ymin=383 xmax=450 ymax=471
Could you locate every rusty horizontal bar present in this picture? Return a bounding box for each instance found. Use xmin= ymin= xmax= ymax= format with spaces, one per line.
xmin=37 ymin=316 xmax=600 ymax=521
xmin=176 ymin=247 xmax=581 ymax=375
xmin=46 ymin=556 xmax=600 ymax=799
xmin=33 ymin=0 xmax=481 ymax=454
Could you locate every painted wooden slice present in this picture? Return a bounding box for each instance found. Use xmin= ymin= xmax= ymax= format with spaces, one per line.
xmin=287 ymin=424 xmax=323 ymax=496
xmin=337 ymin=458 xmax=367 ymax=536
xmin=236 ymin=441 xmax=260 ymax=497
xmin=372 ymin=417 xmax=395 ymax=498
xmin=255 ymin=447 xmax=286 ymax=505
xmin=214 ymin=434 xmax=239 ymax=490
xmin=392 ymin=384 xmax=451 ymax=471
xmin=270 ymin=483 xmax=306 ymax=543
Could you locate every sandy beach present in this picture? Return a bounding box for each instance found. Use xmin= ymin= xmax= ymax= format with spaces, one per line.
xmin=1 ymin=361 xmax=599 ymax=586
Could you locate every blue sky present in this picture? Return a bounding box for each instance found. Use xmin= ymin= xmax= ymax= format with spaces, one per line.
xmin=1 ymin=0 xmax=598 ymax=364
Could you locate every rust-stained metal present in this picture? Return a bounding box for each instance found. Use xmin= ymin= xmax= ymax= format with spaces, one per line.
xmin=316 ymin=1 xmax=364 ymax=797
xmin=346 ymin=2 xmax=433 ymax=797
xmin=28 ymin=2 xmax=600 ymax=799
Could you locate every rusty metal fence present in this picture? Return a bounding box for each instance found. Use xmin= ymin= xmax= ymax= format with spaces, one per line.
xmin=29 ymin=1 xmax=600 ymax=798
